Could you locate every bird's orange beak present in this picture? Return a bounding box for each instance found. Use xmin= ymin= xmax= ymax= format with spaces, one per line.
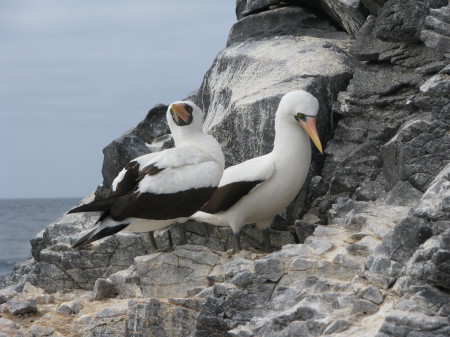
xmin=299 ymin=117 xmax=323 ymax=153
xmin=170 ymin=103 xmax=191 ymax=124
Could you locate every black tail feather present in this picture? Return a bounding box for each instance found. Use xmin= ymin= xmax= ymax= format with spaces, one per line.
xmin=68 ymin=196 xmax=119 ymax=214
xmin=72 ymin=223 xmax=129 ymax=248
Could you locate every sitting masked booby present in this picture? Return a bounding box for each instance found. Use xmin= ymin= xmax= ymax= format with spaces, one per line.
xmin=69 ymin=101 xmax=225 ymax=249
xmin=192 ymin=90 xmax=323 ymax=252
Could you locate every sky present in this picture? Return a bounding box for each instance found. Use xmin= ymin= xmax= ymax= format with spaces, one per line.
xmin=0 ymin=1 xmax=236 ymax=199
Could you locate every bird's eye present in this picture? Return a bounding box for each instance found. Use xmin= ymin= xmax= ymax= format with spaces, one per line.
xmin=294 ymin=113 xmax=304 ymax=122
xmin=184 ymin=104 xmax=193 ymax=113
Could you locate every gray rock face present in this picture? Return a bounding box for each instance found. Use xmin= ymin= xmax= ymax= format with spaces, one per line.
xmin=413 ymin=163 xmax=450 ymax=221
xmin=320 ymin=0 xmax=368 ymax=37
xmin=421 ymin=5 xmax=450 ymax=53
xmin=361 ymin=164 xmax=450 ymax=336
xmin=350 ymin=15 xmax=401 ymax=61
xmin=384 ymin=181 xmax=423 ymax=206
xmin=199 ymin=34 xmax=353 ymax=165
xmin=375 ymin=0 xmax=431 ymax=42
xmin=23 ymin=210 xmax=152 ymax=293
xmin=360 ymin=0 xmax=388 ymax=15
xmin=127 ymin=298 xmax=201 ymax=337
xmin=134 ymin=245 xmax=221 ymax=298
xmin=380 ymin=119 xmax=449 ymax=192
xmin=72 ymin=303 xmax=128 ymax=337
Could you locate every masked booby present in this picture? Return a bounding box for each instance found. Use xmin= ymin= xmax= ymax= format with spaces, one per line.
xmin=69 ymin=101 xmax=225 ymax=250
xmin=192 ymin=90 xmax=323 ymax=252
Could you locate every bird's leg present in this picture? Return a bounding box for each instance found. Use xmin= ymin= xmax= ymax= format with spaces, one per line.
xmin=178 ymin=223 xmax=187 ymax=245
xmin=148 ymin=231 xmax=158 ymax=253
xmin=262 ymin=228 xmax=273 ymax=253
xmin=167 ymin=229 xmax=173 ymax=250
xmin=233 ymin=232 xmax=242 ymax=252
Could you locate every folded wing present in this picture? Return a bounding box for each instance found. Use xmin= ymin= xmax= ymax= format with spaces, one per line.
xmin=69 ymin=147 xmax=223 ymax=221
xmin=200 ymin=155 xmax=275 ymax=214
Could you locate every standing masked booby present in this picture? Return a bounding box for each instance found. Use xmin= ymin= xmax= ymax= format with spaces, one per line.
xmin=192 ymin=90 xmax=323 ymax=252
xmin=69 ymin=101 xmax=225 ymax=249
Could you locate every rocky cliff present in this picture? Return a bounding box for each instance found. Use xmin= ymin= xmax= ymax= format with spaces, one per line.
xmin=1 ymin=1 xmax=449 ymax=336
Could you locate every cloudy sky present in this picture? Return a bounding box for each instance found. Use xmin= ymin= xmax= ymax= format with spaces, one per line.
xmin=1 ymin=1 xmax=236 ymax=199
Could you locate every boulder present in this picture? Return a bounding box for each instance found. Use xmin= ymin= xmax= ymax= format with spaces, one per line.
xmin=374 ymin=0 xmax=431 ymax=42
xmin=420 ymin=5 xmax=450 ymax=53
xmin=228 ymin=6 xmax=341 ymax=46
xmin=92 ymin=278 xmax=118 ymax=300
xmin=5 ymin=298 xmax=37 ymax=315
xmin=57 ymin=300 xmax=82 ymax=315
xmin=0 ymin=286 xmax=17 ymax=304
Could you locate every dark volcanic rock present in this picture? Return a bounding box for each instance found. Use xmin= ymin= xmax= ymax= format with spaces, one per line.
xmin=350 ymin=15 xmax=400 ymax=61
xmin=380 ymin=119 xmax=449 ymax=192
xmin=101 ymin=104 xmax=171 ymax=189
xmin=319 ymin=0 xmax=368 ymax=37
xmin=360 ymin=0 xmax=388 ymax=15
xmin=236 ymin=0 xmax=282 ymax=20
xmin=235 ymin=0 xmax=369 ymax=38
xmin=374 ymin=0 xmax=431 ymax=43
xmin=420 ymin=5 xmax=450 ymax=53
xmin=228 ymin=6 xmax=340 ymax=46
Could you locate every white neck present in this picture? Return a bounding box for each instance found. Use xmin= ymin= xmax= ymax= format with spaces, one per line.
xmin=271 ymin=107 xmax=312 ymax=173
xmin=174 ymin=129 xmax=225 ymax=172
xmin=171 ymin=126 xmax=200 ymax=147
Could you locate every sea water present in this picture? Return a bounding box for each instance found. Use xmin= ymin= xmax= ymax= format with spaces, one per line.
xmin=0 ymin=198 xmax=80 ymax=275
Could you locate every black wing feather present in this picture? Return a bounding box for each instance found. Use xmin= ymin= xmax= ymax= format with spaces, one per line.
xmin=107 ymin=160 xmax=141 ymax=197
xmin=72 ymin=223 xmax=129 ymax=248
xmin=68 ymin=162 xmax=162 ymax=214
xmin=110 ymin=187 xmax=217 ymax=221
xmin=68 ymin=196 xmax=120 ymax=214
xmin=200 ymin=180 xmax=263 ymax=214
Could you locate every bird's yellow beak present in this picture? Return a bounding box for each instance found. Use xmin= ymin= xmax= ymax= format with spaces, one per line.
xmin=170 ymin=103 xmax=191 ymax=124
xmin=299 ymin=117 xmax=323 ymax=154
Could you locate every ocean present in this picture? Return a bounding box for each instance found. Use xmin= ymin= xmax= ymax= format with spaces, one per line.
xmin=0 ymin=198 xmax=80 ymax=275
